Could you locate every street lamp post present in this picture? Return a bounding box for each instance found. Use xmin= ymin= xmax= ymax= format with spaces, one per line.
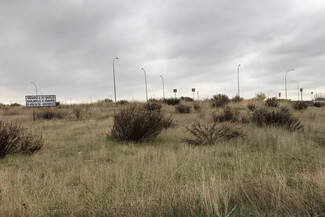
xmin=112 ymin=57 xmax=119 ymax=103
xmin=29 ymin=81 xmax=38 ymax=121
xmin=285 ymin=69 xmax=295 ymax=99
xmin=160 ymin=75 xmax=165 ymax=99
xmin=237 ymin=64 xmax=241 ymax=97
xmin=30 ymin=81 xmax=38 ymax=96
xmin=291 ymin=80 xmax=300 ymax=101
xmin=141 ymin=68 xmax=148 ymax=101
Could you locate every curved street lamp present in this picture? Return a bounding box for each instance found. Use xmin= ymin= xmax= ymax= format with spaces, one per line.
xmin=160 ymin=75 xmax=165 ymax=99
xmin=141 ymin=68 xmax=148 ymax=101
xmin=291 ymin=80 xmax=300 ymax=101
xmin=30 ymin=81 xmax=38 ymax=96
xmin=285 ymin=68 xmax=295 ymax=99
xmin=113 ymin=57 xmax=119 ymax=103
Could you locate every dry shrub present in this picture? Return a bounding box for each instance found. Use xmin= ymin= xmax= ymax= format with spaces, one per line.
xmin=175 ymin=104 xmax=191 ymax=114
xmin=211 ymin=94 xmax=230 ymax=108
xmin=161 ymin=115 xmax=174 ymax=130
xmin=255 ymin=93 xmax=266 ymax=101
xmin=36 ymin=108 xmax=65 ymax=120
xmin=212 ymin=107 xmax=239 ymax=123
xmin=73 ymin=107 xmax=83 ymax=119
xmin=3 ymin=107 xmax=22 ymax=116
xmin=292 ymin=102 xmax=308 ymax=111
xmin=231 ymin=95 xmax=243 ymax=103
xmin=163 ymin=98 xmax=180 ymax=105
xmin=180 ymin=96 xmax=194 ymax=102
xmin=314 ymin=101 xmax=324 ymax=107
xmin=0 ymin=121 xmax=43 ymax=158
xmin=251 ymin=108 xmax=303 ymax=131
xmin=247 ymin=103 xmax=257 ymax=112
xmin=143 ymin=102 xmax=162 ymax=111
xmin=193 ymin=103 xmax=201 ymax=112
xmin=117 ymin=100 xmax=128 ymax=105
xmin=184 ymin=122 xmax=245 ymax=145
xmin=109 ymin=105 xmax=171 ymax=143
xmin=265 ymin=97 xmax=279 ymax=107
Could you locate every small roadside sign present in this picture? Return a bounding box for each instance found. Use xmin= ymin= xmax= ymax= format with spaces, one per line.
xmin=25 ymin=95 xmax=56 ymax=107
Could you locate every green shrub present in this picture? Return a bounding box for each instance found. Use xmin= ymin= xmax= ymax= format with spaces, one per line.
xmin=184 ymin=122 xmax=245 ymax=145
xmin=292 ymin=102 xmax=308 ymax=111
xmin=175 ymin=104 xmax=191 ymax=114
xmin=251 ymin=108 xmax=303 ymax=131
xmin=109 ymin=105 xmax=171 ymax=143
xmin=0 ymin=121 xmax=43 ymax=158
xmin=210 ymin=94 xmax=230 ymax=108
xmin=212 ymin=107 xmax=239 ymax=123
xmin=163 ymin=98 xmax=180 ymax=105
xmin=265 ymin=97 xmax=279 ymax=108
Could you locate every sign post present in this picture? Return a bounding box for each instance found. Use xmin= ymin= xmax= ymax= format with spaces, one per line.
xmin=25 ymin=95 xmax=57 ymax=120
xmin=173 ymin=89 xmax=177 ymax=99
xmin=192 ymin=88 xmax=195 ymax=100
xmin=300 ymin=88 xmax=303 ymax=101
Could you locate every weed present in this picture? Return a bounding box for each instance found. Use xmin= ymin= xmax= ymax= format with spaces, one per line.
xmin=210 ymin=94 xmax=230 ymax=108
xmin=184 ymin=122 xmax=245 ymax=145
xmin=144 ymin=102 xmax=162 ymax=111
xmin=251 ymin=108 xmax=303 ymax=131
xmin=109 ymin=105 xmax=170 ymax=142
xmin=175 ymin=104 xmax=191 ymax=114
xmin=73 ymin=107 xmax=83 ymax=119
xmin=212 ymin=107 xmax=239 ymax=123
xmin=163 ymin=98 xmax=180 ymax=105
xmin=0 ymin=121 xmax=43 ymax=158
xmin=247 ymin=103 xmax=257 ymax=112
xmin=265 ymin=97 xmax=279 ymax=108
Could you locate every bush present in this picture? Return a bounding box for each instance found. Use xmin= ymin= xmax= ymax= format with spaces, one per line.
xmin=36 ymin=108 xmax=65 ymax=120
xmin=265 ymin=97 xmax=279 ymax=108
xmin=247 ymin=103 xmax=257 ymax=112
xmin=117 ymin=100 xmax=128 ymax=105
xmin=292 ymin=102 xmax=308 ymax=111
xmin=210 ymin=94 xmax=230 ymax=108
xmin=212 ymin=107 xmax=239 ymax=123
xmin=180 ymin=96 xmax=194 ymax=102
xmin=109 ymin=105 xmax=171 ymax=143
xmin=175 ymin=104 xmax=191 ymax=114
xmin=251 ymin=108 xmax=303 ymax=131
xmin=184 ymin=122 xmax=245 ymax=145
xmin=255 ymin=93 xmax=266 ymax=101
xmin=314 ymin=102 xmax=324 ymax=107
xmin=163 ymin=98 xmax=180 ymax=105
xmin=143 ymin=102 xmax=162 ymax=111
xmin=193 ymin=103 xmax=201 ymax=112
xmin=0 ymin=121 xmax=43 ymax=158
xmin=10 ymin=103 xmax=21 ymax=107
xmin=73 ymin=107 xmax=83 ymax=119
xmin=161 ymin=115 xmax=174 ymax=130
xmin=231 ymin=95 xmax=243 ymax=103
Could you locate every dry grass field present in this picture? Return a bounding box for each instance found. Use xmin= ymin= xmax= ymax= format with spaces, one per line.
xmin=0 ymin=99 xmax=324 ymax=217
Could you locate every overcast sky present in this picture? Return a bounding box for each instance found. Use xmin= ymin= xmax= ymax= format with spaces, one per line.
xmin=1 ymin=0 xmax=324 ymax=104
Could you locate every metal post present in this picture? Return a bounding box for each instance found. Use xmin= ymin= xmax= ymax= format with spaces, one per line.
xmin=160 ymin=75 xmax=165 ymax=99
xmin=237 ymin=64 xmax=241 ymax=97
xmin=113 ymin=57 xmax=119 ymax=103
xmin=285 ymin=69 xmax=295 ymax=99
xmin=141 ymin=68 xmax=148 ymax=101
xmin=30 ymin=81 xmax=38 ymax=121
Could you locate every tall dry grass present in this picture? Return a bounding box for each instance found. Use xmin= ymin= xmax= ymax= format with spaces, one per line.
xmin=0 ymin=100 xmax=324 ymax=216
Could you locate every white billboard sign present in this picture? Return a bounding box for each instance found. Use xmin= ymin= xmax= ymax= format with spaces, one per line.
xmin=25 ymin=95 xmax=56 ymax=107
